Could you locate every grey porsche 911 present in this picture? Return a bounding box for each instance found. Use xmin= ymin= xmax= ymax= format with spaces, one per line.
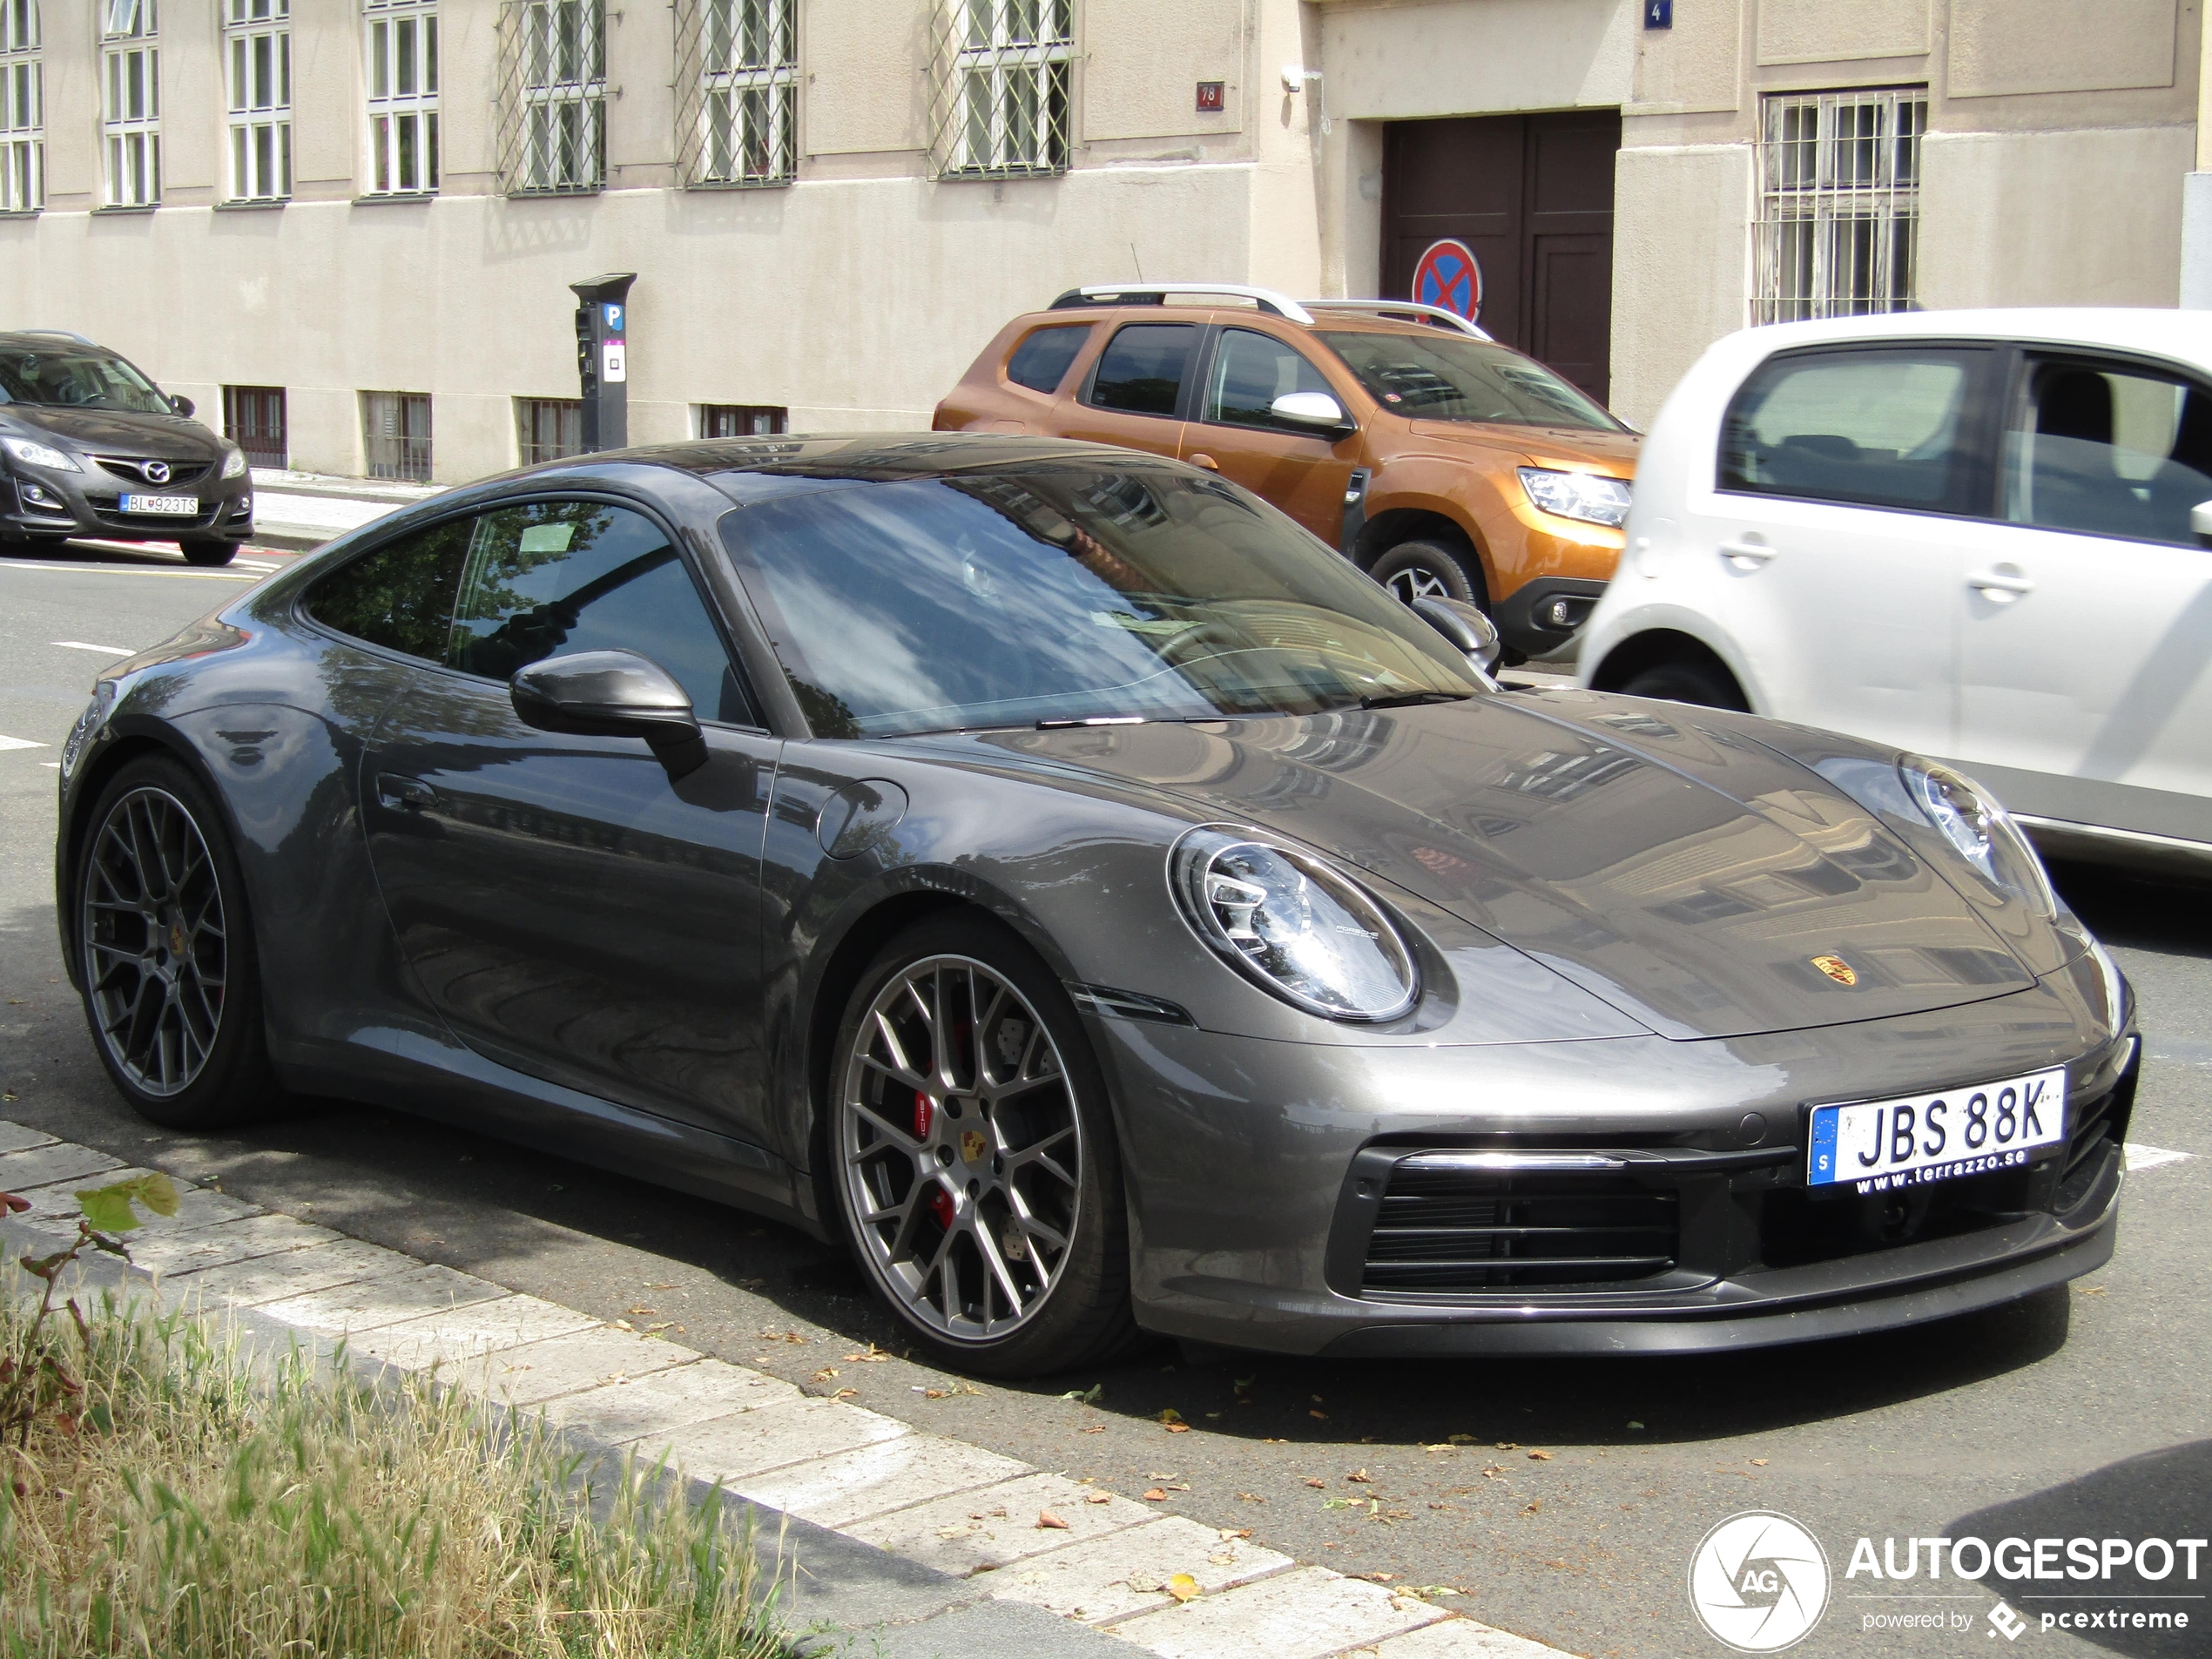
xmin=56 ymin=435 xmax=2136 ymax=1376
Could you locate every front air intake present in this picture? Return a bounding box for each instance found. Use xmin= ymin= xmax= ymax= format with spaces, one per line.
xmin=1361 ymin=1152 xmax=1680 ymax=1292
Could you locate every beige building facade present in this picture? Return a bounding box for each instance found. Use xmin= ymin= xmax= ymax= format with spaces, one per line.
xmin=0 ymin=0 xmax=2196 ymax=480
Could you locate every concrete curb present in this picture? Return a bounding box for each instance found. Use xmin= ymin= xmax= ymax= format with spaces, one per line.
xmin=1 ymin=1122 xmax=1574 ymax=1659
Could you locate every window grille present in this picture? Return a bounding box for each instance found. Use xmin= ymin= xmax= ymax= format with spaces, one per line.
xmin=698 ymin=402 xmax=786 ymax=436
xmin=1754 ymin=89 xmax=1925 ymax=325
xmin=100 ymin=0 xmax=158 ymax=206
xmin=225 ymin=0 xmax=289 ymax=200
xmin=224 ymin=385 xmax=287 ymax=469
xmin=364 ymin=0 xmax=437 ymax=193
xmin=927 ymin=0 xmax=1072 ymax=179
xmin=516 ymin=396 xmax=583 ymax=464
xmin=497 ymin=0 xmax=605 ymax=194
xmin=0 ymin=0 xmax=39 ymax=212
xmin=673 ymin=0 xmax=793 ymax=186
xmin=363 ymin=390 xmax=433 ymax=481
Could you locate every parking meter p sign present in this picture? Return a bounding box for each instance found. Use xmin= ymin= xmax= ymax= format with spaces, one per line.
xmin=1411 ymin=238 xmax=1481 ymax=321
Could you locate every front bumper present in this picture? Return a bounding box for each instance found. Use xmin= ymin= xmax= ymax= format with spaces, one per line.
xmin=4 ymin=462 xmax=253 ymax=545
xmin=1092 ymin=948 xmax=2133 ymax=1358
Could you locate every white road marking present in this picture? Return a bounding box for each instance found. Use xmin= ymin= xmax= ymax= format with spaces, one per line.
xmin=0 ymin=734 xmax=51 ymax=752
xmin=51 ymin=640 xmax=135 ymax=656
xmin=2123 ymin=1143 xmax=2191 ymax=1173
xmin=0 ymin=559 xmax=255 ymax=581
xmin=233 ymin=560 xmax=281 ymax=572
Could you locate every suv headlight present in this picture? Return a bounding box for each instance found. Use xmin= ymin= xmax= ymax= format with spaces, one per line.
xmin=1170 ymin=826 xmax=1420 ymax=1021
xmin=219 ymin=445 xmax=248 ymax=479
xmin=3 ymin=435 xmax=81 ymax=472
xmin=1517 ymin=467 xmax=1629 ymax=528
xmin=1898 ymin=759 xmax=2058 ymax=919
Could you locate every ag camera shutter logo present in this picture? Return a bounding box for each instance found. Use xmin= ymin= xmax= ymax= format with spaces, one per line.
xmin=1689 ymin=1511 xmax=1831 ymax=1651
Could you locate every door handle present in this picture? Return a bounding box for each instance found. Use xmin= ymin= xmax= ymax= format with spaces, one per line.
xmin=1718 ymin=540 xmax=1775 ymax=570
xmin=375 ymin=772 xmax=438 ymax=813
xmin=1967 ymin=566 xmax=2036 ymax=601
xmin=1187 ymin=453 xmax=1221 ymax=472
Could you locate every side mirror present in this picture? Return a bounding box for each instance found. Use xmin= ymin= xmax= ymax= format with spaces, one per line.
xmin=1411 ymin=595 xmax=1504 ymax=678
xmin=510 ymin=650 xmax=707 ymax=778
xmin=167 ymin=394 xmax=195 ymax=418
xmin=1271 ymin=391 xmax=1354 ymax=436
xmin=2192 ymin=499 xmax=2212 ymax=548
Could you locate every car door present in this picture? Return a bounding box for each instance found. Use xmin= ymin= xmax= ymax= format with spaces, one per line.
xmin=1693 ymin=342 xmax=2003 ymax=758
xmin=1052 ymin=320 xmax=1195 ymax=459
xmin=1950 ymin=353 xmax=2212 ymax=841
xmin=357 ymin=494 xmax=783 ymax=1147
xmin=1184 ymin=325 xmax=1363 ymax=545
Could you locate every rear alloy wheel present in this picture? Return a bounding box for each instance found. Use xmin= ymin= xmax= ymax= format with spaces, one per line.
xmin=77 ymin=758 xmax=276 ymax=1128
xmin=1368 ymin=538 xmax=1485 ymax=608
xmin=1618 ymin=658 xmax=1749 ymax=711
xmin=831 ymin=915 xmax=1136 ymax=1376
xmin=180 ymin=540 xmax=239 ymax=567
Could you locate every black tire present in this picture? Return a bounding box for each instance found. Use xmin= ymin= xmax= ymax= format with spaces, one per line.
xmin=1618 ymin=658 xmax=1750 ymax=711
xmin=826 ymin=911 xmax=1140 ymax=1379
xmin=73 ymin=755 xmax=279 ymax=1130
xmin=1367 ymin=537 xmax=1487 ymax=609
xmin=180 ymin=539 xmax=239 ymax=567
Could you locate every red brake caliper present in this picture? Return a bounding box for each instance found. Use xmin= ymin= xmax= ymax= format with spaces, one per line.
xmin=915 ymin=1090 xmax=956 ymax=1230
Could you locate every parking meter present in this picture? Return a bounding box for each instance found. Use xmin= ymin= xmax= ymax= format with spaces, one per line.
xmin=570 ymin=273 xmax=636 ymax=453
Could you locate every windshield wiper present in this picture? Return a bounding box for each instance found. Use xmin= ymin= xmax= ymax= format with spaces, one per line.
xmin=1035 ymin=715 xmax=1150 ymax=729
xmin=1356 ymin=690 xmax=1474 ymax=711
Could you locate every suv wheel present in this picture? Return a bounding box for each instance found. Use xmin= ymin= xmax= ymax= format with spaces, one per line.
xmin=180 ymin=539 xmax=239 ymax=568
xmin=1369 ymin=539 xmax=1486 ymax=609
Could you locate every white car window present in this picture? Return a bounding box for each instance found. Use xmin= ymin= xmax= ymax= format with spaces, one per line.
xmin=1718 ymin=347 xmax=1984 ymax=514
xmin=2002 ymin=361 xmax=2212 ymax=548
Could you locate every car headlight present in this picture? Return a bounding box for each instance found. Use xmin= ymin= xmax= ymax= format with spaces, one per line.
xmin=1517 ymin=467 xmax=1630 ymax=528
xmin=3 ymin=435 xmax=81 ymax=471
xmin=1898 ymin=758 xmax=2058 ymax=919
xmin=1170 ymin=826 xmax=1420 ymax=1021
xmin=219 ymin=445 xmax=248 ymax=479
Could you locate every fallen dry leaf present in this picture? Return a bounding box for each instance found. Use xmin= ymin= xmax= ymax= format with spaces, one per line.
xmin=1527 ymin=1449 xmax=1554 ymax=1461
xmin=1305 ymin=1477 xmax=1326 ymax=1489
xmin=1143 ymin=1488 xmax=1170 ymax=1502
xmin=1495 ymin=1441 xmax=1519 ymax=1451
xmin=625 ymin=1305 xmax=656 ymax=1317
xmin=1521 ymin=1500 xmax=1542 ymax=1515
xmin=832 ymin=1387 xmax=858 ymax=1401
xmin=1084 ymin=1492 xmax=1112 ymax=1504
xmin=1166 ymin=1421 xmax=1191 ymax=1433
xmin=812 ymin=1367 xmax=840 ymax=1382
xmin=923 ymin=1388 xmax=948 ymax=1399
xmin=1309 ymin=1409 xmax=1330 ymax=1420
xmin=1210 ymin=1551 xmax=1238 ymax=1566
xmin=1217 ymin=1527 xmax=1252 ymax=1540
xmin=1359 ymin=1571 xmax=1398 ymax=1582
xmin=1750 ymin=1458 xmax=1770 ymax=1467
xmin=1481 ymin=1466 xmax=1507 ymax=1480
xmin=1165 ymin=1574 xmax=1200 ymax=1602
xmin=844 ymin=1345 xmax=891 ymax=1363
xmin=1082 ymin=1423 xmax=1107 ymax=1433
xmin=1345 ymin=1469 xmax=1373 ymax=1483
xmin=1036 ymin=1510 xmax=1069 ymax=1530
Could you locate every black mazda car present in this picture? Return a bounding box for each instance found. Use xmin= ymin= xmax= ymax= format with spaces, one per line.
xmin=0 ymin=330 xmax=255 ymax=565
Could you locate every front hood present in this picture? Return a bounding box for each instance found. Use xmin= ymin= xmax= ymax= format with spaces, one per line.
xmin=1406 ymin=420 xmax=1639 ymax=477
xmin=980 ymin=693 xmax=2036 ymax=1040
xmin=3 ymin=406 xmax=221 ymax=458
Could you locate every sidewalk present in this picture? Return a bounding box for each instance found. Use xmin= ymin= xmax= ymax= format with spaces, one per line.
xmin=248 ymin=467 xmax=443 ymax=552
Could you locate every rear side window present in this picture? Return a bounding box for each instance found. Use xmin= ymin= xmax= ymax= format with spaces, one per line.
xmin=2004 ymin=360 xmax=2212 ymax=546
xmin=1719 ymin=347 xmax=1988 ymax=514
xmin=303 ymin=516 xmax=472 ymax=663
xmin=1004 ymin=325 xmax=1091 ymax=395
xmin=1085 ymin=323 xmax=1196 ymax=417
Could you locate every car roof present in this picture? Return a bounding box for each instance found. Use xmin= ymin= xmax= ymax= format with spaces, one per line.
xmin=1018 ymin=303 xmax=1478 ymax=344
xmin=0 ymin=330 xmax=105 ymax=350
xmin=1722 ymin=307 xmax=2212 ymax=369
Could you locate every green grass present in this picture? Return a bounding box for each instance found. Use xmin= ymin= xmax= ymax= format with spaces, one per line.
xmin=0 ymin=1285 xmax=790 ymax=1659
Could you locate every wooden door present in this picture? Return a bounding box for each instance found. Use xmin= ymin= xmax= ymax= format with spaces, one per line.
xmin=1382 ymin=110 xmax=1621 ymax=405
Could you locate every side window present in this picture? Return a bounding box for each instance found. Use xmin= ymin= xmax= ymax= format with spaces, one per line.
xmin=1203 ymin=329 xmax=1334 ymax=431
xmin=2004 ymin=361 xmax=2212 ymax=546
xmin=1084 ymin=323 xmax=1196 ymax=417
xmin=1718 ymin=347 xmax=1986 ymax=514
xmin=1005 ymin=325 xmax=1092 ymax=395
xmin=446 ymin=499 xmax=757 ymax=725
xmin=302 ymin=516 xmax=472 ymax=662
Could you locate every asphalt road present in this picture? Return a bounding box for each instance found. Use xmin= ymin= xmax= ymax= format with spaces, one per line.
xmin=3 ymin=541 xmax=2207 ymax=1659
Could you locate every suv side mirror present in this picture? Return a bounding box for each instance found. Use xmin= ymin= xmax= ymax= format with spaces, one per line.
xmin=1411 ymin=596 xmax=1504 ymax=678
xmin=510 ymin=650 xmax=707 ymax=778
xmin=167 ymin=394 xmax=195 ymax=418
xmin=2192 ymin=500 xmax=2212 ymax=548
xmin=1271 ymin=392 xmax=1354 ymax=437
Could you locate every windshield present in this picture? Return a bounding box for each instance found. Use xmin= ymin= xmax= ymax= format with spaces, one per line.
xmin=0 ymin=347 xmax=172 ymax=415
xmin=1318 ymin=332 xmax=1618 ymax=431
xmin=720 ymin=462 xmax=1486 ymax=738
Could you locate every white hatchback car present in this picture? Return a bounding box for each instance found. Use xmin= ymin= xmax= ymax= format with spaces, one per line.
xmin=1579 ymin=308 xmax=2212 ymax=872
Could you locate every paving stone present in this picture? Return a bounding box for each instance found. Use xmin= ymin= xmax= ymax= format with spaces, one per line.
xmin=10 ymin=1165 xmax=265 ymax=1238
xmin=1109 ymin=1566 xmax=1447 ymax=1659
xmin=538 ymin=1358 xmax=803 ymax=1445
xmin=1365 ymin=1616 xmax=1574 ymax=1657
xmin=0 ymin=1122 xmax=58 ymax=1156
xmin=988 ymin=1516 xmax=1295 ymax=1627
xmin=453 ymin=1324 xmax=698 ymax=1407
xmin=129 ymin=1213 xmax=342 ymax=1278
xmin=0 ymin=1141 xmax=126 ymax=1200
xmin=165 ymin=1238 xmax=420 ymax=1306
xmin=655 ymin=1397 xmax=910 ymax=1485
xmin=846 ymin=1472 xmax=1157 ymax=1578
xmin=255 ymin=1263 xmax=509 ymax=1336
xmin=353 ymin=1293 xmax=602 ymax=1373
xmin=732 ymin=1432 xmax=1033 ymax=1529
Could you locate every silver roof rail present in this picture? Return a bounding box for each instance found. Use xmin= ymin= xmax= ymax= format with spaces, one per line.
xmin=1048 ymin=283 xmax=1315 ymax=325
xmin=1302 ymin=300 xmax=1491 ymax=340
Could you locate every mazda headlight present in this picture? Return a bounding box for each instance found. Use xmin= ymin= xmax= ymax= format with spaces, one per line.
xmin=1517 ymin=467 xmax=1630 ymax=528
xmin=1170 ymin=827 xmax=1420 ymax=1021
xmin=1899 ymin=759 xmax=2058 ymax=919
xmin=219 ymin=445 xmax=248 ymax=479
xmin=3 ymin=435 xmax=81 ymax=471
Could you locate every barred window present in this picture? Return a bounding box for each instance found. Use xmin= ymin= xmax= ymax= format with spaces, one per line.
xmin=928 ymin=0 xmax=1071 ymax=179
xmin=225 ymin=0 xmax=289 ymax=201
xmin=499 ymin=0 xmax=605 ymax=194
xmin=675 ymin=0 xmax=793 ymax=186
xmin=1 ymin=0 xmax=39 ymax=212
xmin=1755 ymin=89 xmax=1925 ymax=326
xmin=698 ymin=402 xmax=786 ymax=436
xmin=365 ymin=0 xmax=437 ymax=194
xmin=364 ymin=390 xmax=433 ymax=481
xmin=516 ymin=396 xmax=583 ymax=464
xmin=100 ymin=0 xmax=158 ymax=207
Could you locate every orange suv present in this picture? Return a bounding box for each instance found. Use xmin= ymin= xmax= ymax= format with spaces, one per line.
xmin=934 ymin=284 xmax=1639 ymax=660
